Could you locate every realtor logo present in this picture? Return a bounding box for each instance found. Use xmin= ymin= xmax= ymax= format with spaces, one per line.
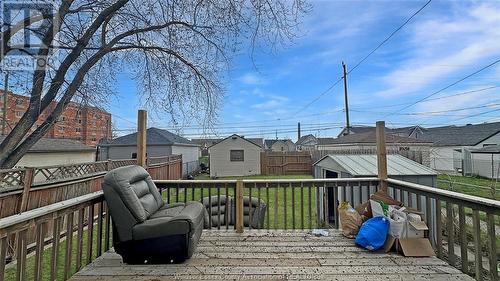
xmin=1 ymin=1 xmax=59 ymax=70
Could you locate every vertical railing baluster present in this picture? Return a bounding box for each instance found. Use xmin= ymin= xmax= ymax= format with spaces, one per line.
xmin=266 ymin=183 xmax=270 ymax=230
xmin=167 ymin=184 xmax=171 ymax=204
xmin=225 ymin=183 xmax=229 ymax=230
xmin=308 ymin=183 xmax=312 ymax=229
xmin=184 ymin=184 xmax=188 ymax=204
xmin=16 ymin=230 xmax=27 ymax=281
xmin=334 ymin=183 xmax=339 ymax=229
xmin=257 ymin=183 xmax=262 ymax=230
xmin=208 ymin=185 xmax=212 ymax=229
xmin=342 ymin=184 xmax=346 ymax=204
xmin=235 ymin=180 xmax=244 ymax=233
xmin=291 ymin=183 xmax=295 ymax=230
xmin=87 ymin=204 xmax=94 ymax=265
xmin=446 ymin=202 xmax=455 ymax=266
xmin=349 ymin=182 xmax=354 ymax=207
xmin=435 ymin=199 xmax=443 ymax=259
xmin=76 ymin=208 xmax=84 ymax=271
xmin=363 ymin=182 xmax=369 ymax=203
xmin=324 ymin=182 xmax=329 ymax=227
xmin=176 ymin=183 xmax=180 ymax=203
xmin=283 ymin=183 xmax=287 ymax=230
xmin=97 ymin=202 xmax=103 ymax=256
xmin=192 ymin=182 xmax=195 ymax=201
xmin=0 ymin=236 xmax=7 ymax=281
xmin=65 ymin=212 xmax=74 ymax=280
xmin=217 ymin=184 xmax=221 ymax=230
xmin=34 ymin=222 xmax=46 ymax=281
xmin=426 ymin=197 xmax=434 ymax=247
xmin=486 ymin=213 xmax=498 ymax=280
xmin=416 ymin=193 xmax=422 ymax=212
xmin=274 ymin=183 xmax=279 ymax=229
xmin=458 ymin=205 xmax=468 ymax=274
xmin=104 ymin=203 xmax=111 ymax=252
xmin=200 ymin=183 xmax=204 ymax=205
xmin=300 ymin=182 xmax=304 ymax=230
xmin=472 ymin=210 xmax=482 ymax=281
xmin=249 ymin=183 xmax=253 ymax=230
xmin=51 ymin=217 xmax=61 ymax=280
xmin=315 ymin=183 xmax=320 ymax=228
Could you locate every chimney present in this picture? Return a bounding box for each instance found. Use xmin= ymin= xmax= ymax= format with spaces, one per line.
xmin=297 ymin=122 xmax=301 ymax=140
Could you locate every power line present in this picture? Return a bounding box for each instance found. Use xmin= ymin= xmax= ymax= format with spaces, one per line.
xmin=386 ymin=58 xmax=500 ymax=117
xmin=294 ymin=0 xmax=432 ymax=115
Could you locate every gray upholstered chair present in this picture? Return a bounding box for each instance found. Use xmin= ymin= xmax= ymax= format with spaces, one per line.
xmin=202 ymin=195 xmax=266 ymax=229
xmin=102 ymin=165 xmax=204 ymax=264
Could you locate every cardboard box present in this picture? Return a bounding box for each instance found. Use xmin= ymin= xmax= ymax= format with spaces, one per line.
xmin=383 ymin=236 xmax=435 ymax=257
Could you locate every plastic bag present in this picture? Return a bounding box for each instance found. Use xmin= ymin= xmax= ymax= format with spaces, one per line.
xmin=338 ymin=202 xmax=362 ymax=238
xmin=355 ymin=216 xmax=390 ymax=251
xmin=389 ymin=209 xmax=406 ymax=238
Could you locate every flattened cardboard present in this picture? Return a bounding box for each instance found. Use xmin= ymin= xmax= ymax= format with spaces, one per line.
xmin=409 ymin=220 xmax=428 ymax=231
xmin=383 ymin=235 xmax=397 ymax=253
xmin=399 ymin=238 xmax=435 ymax=257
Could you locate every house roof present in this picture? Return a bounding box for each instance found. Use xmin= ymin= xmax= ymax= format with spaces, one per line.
xmin=418 ymin=122 xmax=500 ymax=146
xmin=339 ymin=122 xmax=500 ymax=146
xmin=101 ymin=127 xmax=198 ymax=147
xmin=264 ymin=139 xmax=292 ymax=148
xmin=317 ymin=137 xmax=336 ymax=145
xmin=319 ymin=131 xmax=432 ymax=145
xmin=209 ymin=134 xmax=262 ymax=148
xmin=296 ymin=134 xmax=316 ymax=145
xmin=470 ymin=145 xmax=500 ymax=154
xmin=314 ymin=154 xmax=437 ymax=176
xmin=0 ymin=136 xmax=95 ymax=153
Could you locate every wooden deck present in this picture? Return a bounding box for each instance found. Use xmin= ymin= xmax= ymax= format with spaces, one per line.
xmin=70 ymin=230 xmax=474 ymax=281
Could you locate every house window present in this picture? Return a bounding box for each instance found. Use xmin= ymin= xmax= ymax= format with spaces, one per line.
xmin=230 ymin=150 xmax=244 ymax=162
xmin=16 ymin=99 xmax=23 ymax=105
xmin=15 ymin=111 xmax=23 ymax=117
xmin=76 ymin=128 xmax=81 ymax=133
xmin=131 ymin=153 xmax=137 ymax=159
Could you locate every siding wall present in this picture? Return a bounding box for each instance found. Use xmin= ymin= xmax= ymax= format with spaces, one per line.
xmin=209 ymin=137 xmax=261 ymax=177
xmin=15 ymin=151 xmax=96 ymax=168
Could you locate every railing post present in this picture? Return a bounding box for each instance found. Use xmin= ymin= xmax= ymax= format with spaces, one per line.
xmin=235 ymin=180 xmax=244 ymax=233
xmin=376 ymin=121 xmax=388 ymax=193
xmin=137 ymin=109 xmax=147 ymax=168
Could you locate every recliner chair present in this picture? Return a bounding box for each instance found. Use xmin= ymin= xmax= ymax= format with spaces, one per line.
xmin=102 ymin=165 xmax=204 ymax=264
xmin=202 ymin=195 xmax=267 ymax=229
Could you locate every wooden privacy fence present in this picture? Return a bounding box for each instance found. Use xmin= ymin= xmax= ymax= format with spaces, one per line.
xmin=260 ymin=151 xmax=312 ymax=175
xmin=0 ymin=155 xmax=182 ymax=220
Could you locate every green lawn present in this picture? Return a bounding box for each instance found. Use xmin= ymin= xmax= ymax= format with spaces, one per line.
xmin=4 ymin=225 xmax=109 ymax=281
xmin=166 ymin=174 xmax=320 ymax=229
xmin=437 ymin=174 xmax=500 ymax=200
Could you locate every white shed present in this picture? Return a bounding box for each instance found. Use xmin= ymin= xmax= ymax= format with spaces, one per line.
xmin=209 ymin=134 xmax=261 ymax=177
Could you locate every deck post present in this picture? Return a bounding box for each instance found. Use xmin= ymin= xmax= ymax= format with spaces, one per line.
xmin=137 ymin=110 xmax=147 ymax=167
xmin=376 ymin=121 xmax=388 ymax=193
xmin=235 ymin=180 xmax=244 ymax=233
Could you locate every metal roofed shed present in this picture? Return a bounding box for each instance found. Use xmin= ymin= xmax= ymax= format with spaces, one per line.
xmin=314 ymin=154 xmax=437 ymax=186
xmin=313 ymin=154 xmax=438 ymax=226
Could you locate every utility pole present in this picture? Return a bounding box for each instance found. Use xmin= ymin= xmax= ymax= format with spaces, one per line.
xmin=297 ymin=122 xmax=301 ymax=140
xmin=2 ymin=72 xmax=9 ymax=135
xmin=342 ymin=62 xmax=350 ymax=135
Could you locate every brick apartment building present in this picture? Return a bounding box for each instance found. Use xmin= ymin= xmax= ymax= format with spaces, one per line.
xmin=0 ymin=91 xmax=112 ymax=147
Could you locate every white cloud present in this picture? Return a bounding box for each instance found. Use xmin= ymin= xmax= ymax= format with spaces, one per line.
xmin=376 ymin=3 xmax=500 ymax=98
xmin=239 ymin=73 xmax=265 ymax=85
xmin=252 ymin=95 xmax=289 ymax=110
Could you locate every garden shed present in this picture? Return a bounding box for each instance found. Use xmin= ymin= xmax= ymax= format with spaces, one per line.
xmin=314 ymin=154 xmax=438 ymax=225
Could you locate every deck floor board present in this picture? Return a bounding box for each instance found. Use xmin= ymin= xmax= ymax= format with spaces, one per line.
xmin=70 ymin=230 xmax=475 ymax=281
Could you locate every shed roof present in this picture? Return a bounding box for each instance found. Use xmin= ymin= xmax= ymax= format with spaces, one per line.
xmin=314 ymin=154 xmax=437 ymax=176
xmin=319 ymin=131 xmax=431 ymax=145
xmin=470 ymin=145 xmax=500 ymax=154
xmin=101 ymin=127 xmax=198 ymax=147
xmin=209 ymin=134 xmax=262 ymax=148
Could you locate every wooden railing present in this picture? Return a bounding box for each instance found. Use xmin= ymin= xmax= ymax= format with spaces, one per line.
xmin=1 ymin=178 xmax=498 ymax=280
xmin=0 ymin=191 xmax=108 ymax=281
xmin=386 ymin=178 xmax=499 ymax=281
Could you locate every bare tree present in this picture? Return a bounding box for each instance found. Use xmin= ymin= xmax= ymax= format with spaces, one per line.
xmin=0 ymin=0 xmax=308 ymax=168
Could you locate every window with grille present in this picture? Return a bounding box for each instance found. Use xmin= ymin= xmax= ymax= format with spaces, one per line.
xmin=230 ymin=150 xmax=244 ymax=162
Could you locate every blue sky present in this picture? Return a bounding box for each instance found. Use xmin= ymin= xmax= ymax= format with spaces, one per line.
xmin=111 ymin=0 xmax=500 ymax=141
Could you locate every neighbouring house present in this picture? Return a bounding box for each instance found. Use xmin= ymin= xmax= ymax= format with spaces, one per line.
xmin=336 ymin=122 xmax=500 ymax=174
xmin=0 ymin=136 xmax=97 ymax=168
xmin=208 ymin=134 xmax=261 ymax=177
xmin=313 ymin=154 xmax=437 ymax=224
xmin=98 ymin=127 xmax=200 ymax=176
xmin=316 ymin=131 xmax=432 ymax=166
xmin=295 ymin=134 xmax=337 ymax=151
xmin=264 ymin=139 xmax=296 ymax=152
xmin=192 ymin=137 xmax=263 ymax=156
xmin=470 ymin=146 xmax=500 ymax=179
xmin=0 ymin=90 xmax=112 ymax=147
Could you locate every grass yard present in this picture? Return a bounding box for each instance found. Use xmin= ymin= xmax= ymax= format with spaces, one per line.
xmin=437 ymin=174 xmax=500 ymax=200
xmin=194 ymin=174 xmax=313 ymax=180
xmin=164 ymin=173 xmax=321 ymax=229
xmin=4 ymin=226 xmax=109 ymax=281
